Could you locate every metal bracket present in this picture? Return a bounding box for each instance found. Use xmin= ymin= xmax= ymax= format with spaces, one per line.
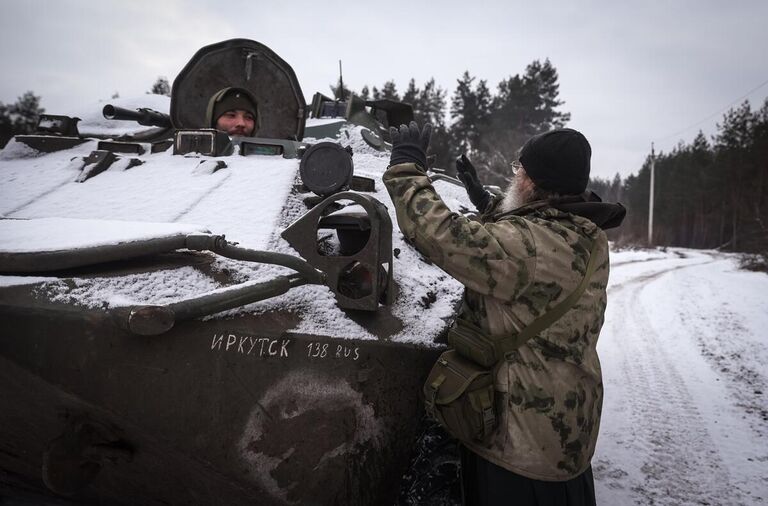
xmin=281 ymin=192 xmax=393 ymax=311
xmin=76 ymin=150 xmax=117 ymax=182
xmin=243 ymin=49 xmax=260 ymax=81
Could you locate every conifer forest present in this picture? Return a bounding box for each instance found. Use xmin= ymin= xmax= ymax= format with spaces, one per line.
xmin=335 ymin=60 xmax=768 ymax=254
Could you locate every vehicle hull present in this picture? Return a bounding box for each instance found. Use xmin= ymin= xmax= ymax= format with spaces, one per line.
xmin=0 ymin=299 xmax=440 ymax=505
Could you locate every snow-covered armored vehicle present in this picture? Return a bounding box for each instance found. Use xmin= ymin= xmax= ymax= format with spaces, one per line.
xmin=0 ymin=39 xmax=469 ymax=505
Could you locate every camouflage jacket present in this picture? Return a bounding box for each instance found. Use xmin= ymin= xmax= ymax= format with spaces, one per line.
xmin=383 ymin=162 xmax=610 ymax=481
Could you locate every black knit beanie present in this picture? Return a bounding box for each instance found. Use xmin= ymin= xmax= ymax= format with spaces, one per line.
xmin=519 ymin=128 xmax=591 ymax=194
xmin=212 ymin=89 xmax=257 ymax=124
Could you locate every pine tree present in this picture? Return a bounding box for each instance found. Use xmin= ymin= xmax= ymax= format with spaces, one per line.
xmin=687 ymin=131 xmax=714 ymax=247
xmin=380 ymin=81 xmax=400 ymax=101
xmin=523 ymin=59 xmax=570 ymax=131
xmin=417 ymin=78 xmax=450 ymax=170
xmin=752 ymin=99 xmax=768 ymax=252
xmin=400 ymin=78 xmax=447 ymax=127
xmin=420 ymin=79 xmax=447 ymax=125
xmin=450 ymin=71 xmax=491 ymax=155
xmin=0 ymin=91 xmax=45 ymax=147
xmin=402 ymin=79 xmax=419 ymax=108
xmin=491 ymin=59 xmax=570 ymax=135
xmin=149 ymin=77 xmax=171 ymax=96
xmin=0 ymin=102 xmax=12 ymax=148
xmin=717 ymin=99 xmax=768 ymax=252
xmin=715 ymin=101 xmax=753 ymax=250
xmin=10 ymin=91 xmax=44 ymax=134
xmin=474 ymin=59 xmax=571 ymax=185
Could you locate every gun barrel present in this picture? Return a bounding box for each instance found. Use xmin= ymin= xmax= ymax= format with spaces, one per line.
xmin=102 ymin=105 xmax=172 ymax=129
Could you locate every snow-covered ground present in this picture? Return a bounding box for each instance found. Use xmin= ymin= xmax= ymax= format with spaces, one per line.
xmin=595 ymin=247 xmax=768 ymax=505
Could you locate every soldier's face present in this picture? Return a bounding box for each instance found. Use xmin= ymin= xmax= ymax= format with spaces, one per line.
xmin=216 ymin=109 xmax=255 ymax=136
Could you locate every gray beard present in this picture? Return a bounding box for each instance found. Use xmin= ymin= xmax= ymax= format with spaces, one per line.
xmin=498 ymin=177 xmax=531 ymax=214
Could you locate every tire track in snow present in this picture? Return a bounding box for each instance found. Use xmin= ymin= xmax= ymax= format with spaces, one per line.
xmin=667 ymin=260 xmax=768 ymax=504
xmin=611 ymin=256 xmax=672 ymax=268
xmin=610 ymin=261 xmax=713 ymax=292
xmin=674 ymin=264 xmax=768 ymax=437
xmin=596 ymin=256 xmax=748 ymax=505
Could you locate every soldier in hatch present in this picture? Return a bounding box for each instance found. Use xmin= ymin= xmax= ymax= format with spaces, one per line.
xmin=383 ymin=123 xmax=624 ymax=506
xmin=206 ymin=87 xmax=258 ymax=137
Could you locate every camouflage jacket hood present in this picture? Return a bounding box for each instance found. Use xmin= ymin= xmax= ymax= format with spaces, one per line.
xmin=383 ymin=163 xmax=613 ymax=481
xmin=489 ymin=191 xmax=626 ymax=231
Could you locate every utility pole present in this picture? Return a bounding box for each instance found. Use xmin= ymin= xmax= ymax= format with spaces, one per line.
xmin=648 ymin=143 xmax=655 ymax=246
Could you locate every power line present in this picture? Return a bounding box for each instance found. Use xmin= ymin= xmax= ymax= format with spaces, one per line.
xmin=655 ymin=77 xmax=768 ymax=143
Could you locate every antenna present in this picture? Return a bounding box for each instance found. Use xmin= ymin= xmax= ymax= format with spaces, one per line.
xmin=338 ymin=60 xmax=344 ymax=101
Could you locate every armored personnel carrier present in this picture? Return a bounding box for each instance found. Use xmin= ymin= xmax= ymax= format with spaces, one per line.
xmin=0 ymin=39 xmax=469 ymax=505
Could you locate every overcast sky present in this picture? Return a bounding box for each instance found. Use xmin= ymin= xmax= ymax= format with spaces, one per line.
xmin=1 ymin=0 xmax=766 ymax=179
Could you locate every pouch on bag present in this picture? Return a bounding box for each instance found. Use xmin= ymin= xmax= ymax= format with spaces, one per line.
xmin=423 ymin=349 xmax=496 ymax=443
xmin=447 ymin=319 xmax=498 ymax=368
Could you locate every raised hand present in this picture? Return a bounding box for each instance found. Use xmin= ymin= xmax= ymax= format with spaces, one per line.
xmin=455 ymin=154 xmax=492 ymax=212
xmin=388 ymin=121 xmax=433 ymax=170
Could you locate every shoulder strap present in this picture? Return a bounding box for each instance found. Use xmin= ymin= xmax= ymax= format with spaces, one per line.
xmin=492 ymin=238 xmax=601 ymax=357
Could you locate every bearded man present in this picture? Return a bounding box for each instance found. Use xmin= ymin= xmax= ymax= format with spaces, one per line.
xmin=383 ymin=123 xmax=625 ymax=506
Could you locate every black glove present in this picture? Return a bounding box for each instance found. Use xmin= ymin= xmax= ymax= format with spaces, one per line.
xmin=456 ymin=154 xmax=492 ymax=213
xmin=389 ymin=121 xmax=432 ymax=170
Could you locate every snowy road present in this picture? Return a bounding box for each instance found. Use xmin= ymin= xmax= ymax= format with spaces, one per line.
xmin=594 ymin=249 xmax=768 ymax=505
